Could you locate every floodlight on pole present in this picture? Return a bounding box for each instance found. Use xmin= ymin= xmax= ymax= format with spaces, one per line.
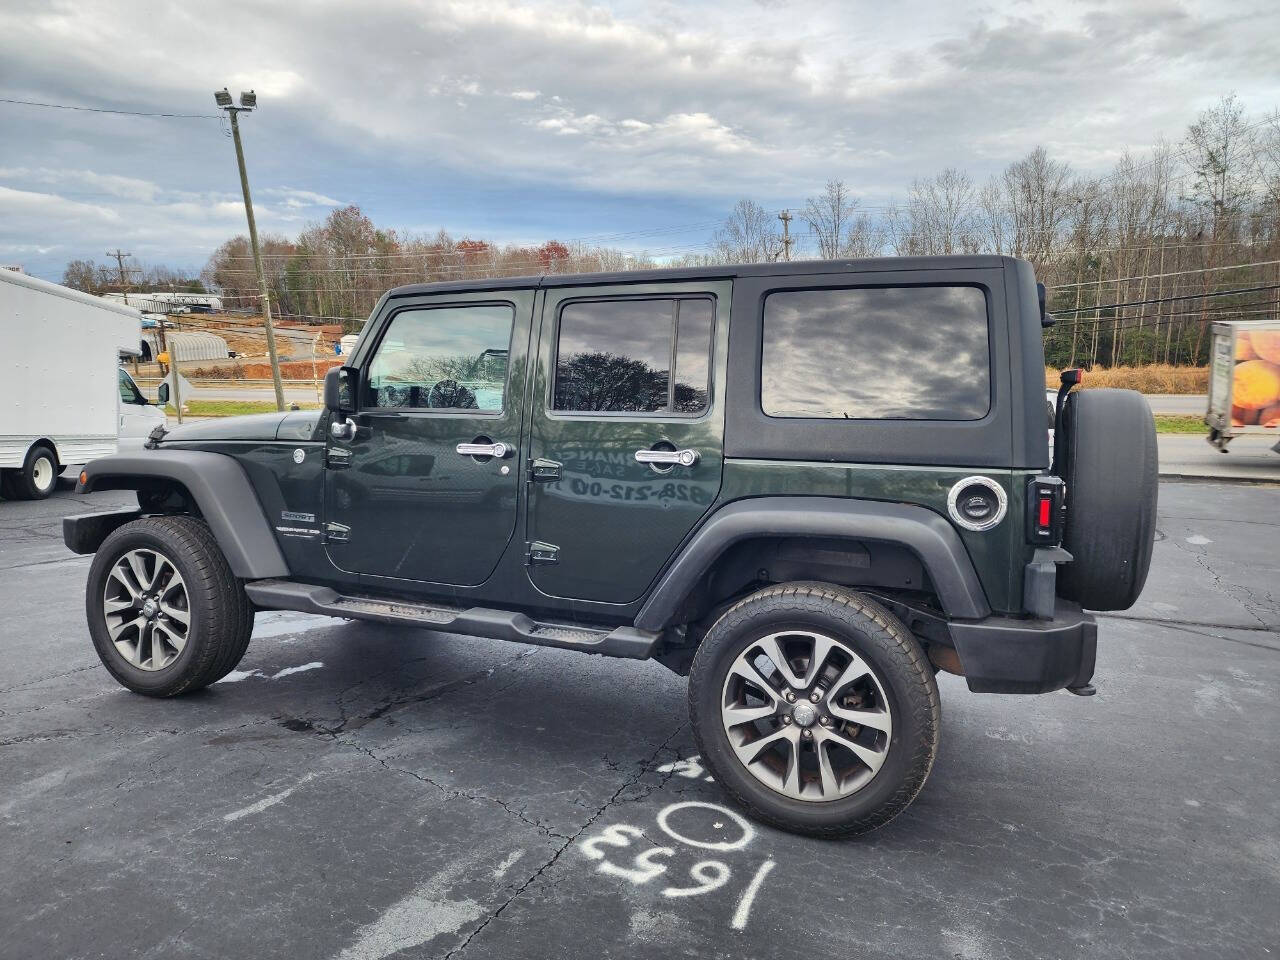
xmin=214 ymin=86 xmax=285 ymax=411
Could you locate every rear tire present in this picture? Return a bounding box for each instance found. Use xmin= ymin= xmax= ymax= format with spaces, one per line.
xmin=689 ymin=583 xmax=940 ymax=838
xmin=86 ymin=515 xmax=254 ymax=696
xmin=1056 ymin=389 xmax=1158 ymax=610
xmin=10 ymin=444 xmax=58 ymax=500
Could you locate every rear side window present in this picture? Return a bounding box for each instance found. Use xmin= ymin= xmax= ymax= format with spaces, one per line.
xmin=553 ymin=297 xmax=713 ymax=415
xmin=761 ymin=286 xmax=990 ymax=420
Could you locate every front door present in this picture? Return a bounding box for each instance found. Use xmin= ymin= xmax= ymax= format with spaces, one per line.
xmin=525 ymin=282 xmax=730 ymax=604
xmin=324 ymin=291 xmax=533 ymax=586
xmin=117 ymin=367 xmax=164 ymax=448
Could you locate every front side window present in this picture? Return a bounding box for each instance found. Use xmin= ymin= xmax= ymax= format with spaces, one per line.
xmin=118 ymin=368 xmax=146 ymax=405
xmin=762 ymin=286 xmax=991 ymax=420
xmin=553 ymin=297 xmax=713 ymax=415
xmin=365 ymin=304 xmax=513 ymax=411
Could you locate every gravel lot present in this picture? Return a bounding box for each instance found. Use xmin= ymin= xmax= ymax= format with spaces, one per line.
xmin=1 ymin=481 xmax=1277 ymax=960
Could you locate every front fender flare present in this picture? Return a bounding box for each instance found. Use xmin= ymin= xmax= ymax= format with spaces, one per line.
xmin=634 ymin=496 xmax=991 ymax=631
xmin=75 ymin=451 xmax=289 ymax=579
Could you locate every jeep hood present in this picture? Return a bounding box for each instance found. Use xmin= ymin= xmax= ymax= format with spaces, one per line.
xmin=158 ymin=410 xmax=322 ymax=444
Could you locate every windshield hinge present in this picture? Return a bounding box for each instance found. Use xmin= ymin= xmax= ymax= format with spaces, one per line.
xmin=525 ymin=540 xmax=559 ymax=565
xmin=325 ymin=447 xmax=352 ymax=470
xmin=324 ymin=521 xmax=351 ymax=543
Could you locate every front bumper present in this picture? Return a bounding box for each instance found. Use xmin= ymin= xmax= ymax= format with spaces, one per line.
xmin=948 ymin=599 xmax=1097 ymax=694
xmin=63 ymin=508 xmax=142 ymax=555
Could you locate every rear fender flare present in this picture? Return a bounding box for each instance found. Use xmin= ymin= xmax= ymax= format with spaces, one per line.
xmin=75 ymin=451 xmax=289 ymax=579
xmin=634 ymin=496 xmax=991 ymax=631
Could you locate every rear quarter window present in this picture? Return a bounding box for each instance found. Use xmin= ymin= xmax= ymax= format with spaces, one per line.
xmin=761 ymin=285 xmax=991 ymax=420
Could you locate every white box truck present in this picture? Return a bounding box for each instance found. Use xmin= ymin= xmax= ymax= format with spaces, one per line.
xmin=1 ymin=270 xmax=165 ymax=500
xmin=1204 ymin=320 xmax=1280 ymax=454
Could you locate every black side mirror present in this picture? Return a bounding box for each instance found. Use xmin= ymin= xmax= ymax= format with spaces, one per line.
xmin=157 ymin=382 xmax=170 ymax=406
xmin=324 ymin=366 xmax=359 ymax=415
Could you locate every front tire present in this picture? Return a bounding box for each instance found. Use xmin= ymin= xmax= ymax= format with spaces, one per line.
xmin=689 ymin=583 xmax=939 ymax=838
xmin=86 ymin=516 xmax=254 ymax=696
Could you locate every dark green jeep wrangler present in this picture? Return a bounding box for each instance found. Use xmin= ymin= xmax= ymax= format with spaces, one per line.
xmin=65 ymin=256 xmax=1157 ymax=837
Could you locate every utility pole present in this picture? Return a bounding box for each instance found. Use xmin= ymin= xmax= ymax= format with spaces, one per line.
xmin=778 ymin=210 xmax=794 ymax=262
xmin=108 ymin=249 xmax=161 ymax=379
xmin=215 ymin=88 xmax=285 ymax=411
xmin=107 ymin=249 xmax=138 ymax=306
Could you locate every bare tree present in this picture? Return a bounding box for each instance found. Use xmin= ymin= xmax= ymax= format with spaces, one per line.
xmin=1183 ymin=93 xmax=1259 ymax=234
xmin=712 ymin=199 xmax=781 ymax=263
xmin=802 ymin=180 xmax=858 ymax=259
xmin=977 ymin=176 xmax=1009 ymax=255
xmin=61 ymin=259 xmax=100 ymax=293
xmin=890 ymin=168 xmax=980 ymax=255
xmin=1258 ymin=110 xmax=1280 ymax=209
xmin=1003 ymin=147 xmax=1074 ymax=266
xmin=842 ymin=211 xmax=885 ymax=258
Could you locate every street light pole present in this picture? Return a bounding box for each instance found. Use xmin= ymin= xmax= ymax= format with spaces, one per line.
xmin=216 ymin=88 xmax=285 ymax=412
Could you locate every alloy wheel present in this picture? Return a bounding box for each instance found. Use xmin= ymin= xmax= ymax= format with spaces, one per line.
xmin=102 ymin=549 xmax=191 ymax=671
xmin=720 ymin=629 xmax=893 ymax=802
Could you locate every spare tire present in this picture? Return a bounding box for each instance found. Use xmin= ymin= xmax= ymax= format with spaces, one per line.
xmin=1055 ymin=389 xmax=1157 ymax=611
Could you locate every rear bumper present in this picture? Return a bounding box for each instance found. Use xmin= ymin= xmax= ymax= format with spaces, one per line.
xmin=948 ymin=599 xmax=1096 ymax=694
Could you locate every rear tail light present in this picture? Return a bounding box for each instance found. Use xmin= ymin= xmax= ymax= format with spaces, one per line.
xmin=1026 ymin=475 xmax=1065 ymax=544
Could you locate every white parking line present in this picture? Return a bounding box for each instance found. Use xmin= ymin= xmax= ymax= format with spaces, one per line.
xmin=223 ymin=772 xmax=317 ymax=822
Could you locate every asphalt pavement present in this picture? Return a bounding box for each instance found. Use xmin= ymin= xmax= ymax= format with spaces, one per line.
xmin=1142 ymin=394 xmax=1207 ymax=416
xmin=1158 ymin=433 xmax=1280 ymax=481
xmin=1 ymin=482 xmax=1277 ymax=959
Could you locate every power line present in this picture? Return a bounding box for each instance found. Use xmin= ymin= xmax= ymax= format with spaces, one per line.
xmin=1052 ymin=258 xmax=1280 ymax=290
xmin=1051 ymin=282 xmax=1280 ymax=316
xmin=0 ymin=97 xmax=218 ymax=119
xmin=1051 ymin=297 xmax=1280 ymax=329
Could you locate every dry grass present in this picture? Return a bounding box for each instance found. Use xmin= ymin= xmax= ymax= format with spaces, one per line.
xmin=1045 ymin=365 xmax=1208 ymax=394
xmin=166 ymin=400 xmax=322 ymax=417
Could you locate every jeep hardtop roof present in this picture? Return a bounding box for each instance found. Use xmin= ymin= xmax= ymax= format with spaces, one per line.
xmin=379 ymin=254 xmax=1017 ymax=300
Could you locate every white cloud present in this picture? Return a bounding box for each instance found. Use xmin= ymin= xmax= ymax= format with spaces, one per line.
xmin=0 ymin=185 xmax=121 ymax=224
xmin=261 ymin=186 xmax=344 ymax=208
xmin=0 ymin=167 xmax=165 ymax=203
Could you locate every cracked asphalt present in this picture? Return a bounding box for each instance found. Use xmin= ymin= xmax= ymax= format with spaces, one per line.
xmin=2 ymin=480 xmax=1278 ymax=960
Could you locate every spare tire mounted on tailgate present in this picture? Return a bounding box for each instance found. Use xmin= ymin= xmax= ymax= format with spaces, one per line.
xmin=1055 ymin=388 xmax=1158 ymax=611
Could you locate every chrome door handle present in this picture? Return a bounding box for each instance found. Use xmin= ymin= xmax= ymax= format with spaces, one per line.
xmin=456 ymin=441 xmax=511 ymax=458
xmin=634 ymin=448 xmax=700 ymax=467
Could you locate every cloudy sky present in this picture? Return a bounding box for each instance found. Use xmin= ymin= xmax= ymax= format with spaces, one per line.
xmin=1 ymin=0 xmax=1278 ymax=281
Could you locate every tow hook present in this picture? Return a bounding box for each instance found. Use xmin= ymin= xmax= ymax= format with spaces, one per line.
xmin=1066 ymin=683 xmax=1097 ymax=697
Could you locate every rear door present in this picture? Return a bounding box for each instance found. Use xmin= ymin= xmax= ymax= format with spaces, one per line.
xmin=524 ymin=281 xmax=730 ymax=603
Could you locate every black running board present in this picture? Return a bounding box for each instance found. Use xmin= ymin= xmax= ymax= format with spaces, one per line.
xmin=244 ymin=579 xmax=661 ymax=660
